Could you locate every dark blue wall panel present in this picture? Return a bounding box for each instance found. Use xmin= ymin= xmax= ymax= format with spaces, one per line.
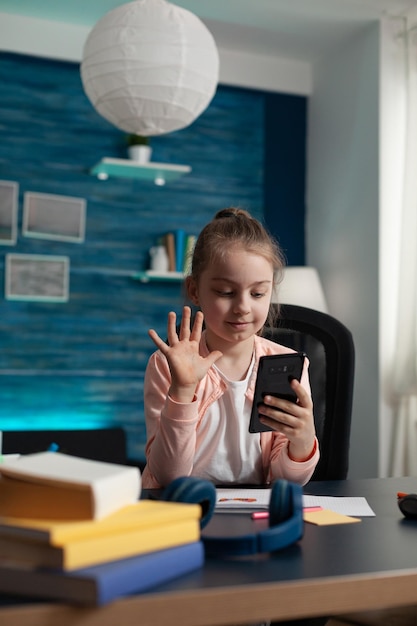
xmin=264 ymin=92 xmax=307 ymax=265
xmin=0 ymin=52 xmax=306 ymax=462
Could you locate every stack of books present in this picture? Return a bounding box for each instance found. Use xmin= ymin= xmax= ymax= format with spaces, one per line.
xmin=0 ymin=452 xmax=204 ymax=605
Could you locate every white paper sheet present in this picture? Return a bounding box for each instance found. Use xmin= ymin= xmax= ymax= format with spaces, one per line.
xmin=216 ymin=488 xmax=271 ymax=509
xmin=303 ymin=495 xmax=375 ymax=517
xmin=215 ymin=488 xmax=376 ymax=517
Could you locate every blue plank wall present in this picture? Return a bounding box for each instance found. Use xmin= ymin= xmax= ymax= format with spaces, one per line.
xmin=0 ymin=52 xmax=306 ymax=463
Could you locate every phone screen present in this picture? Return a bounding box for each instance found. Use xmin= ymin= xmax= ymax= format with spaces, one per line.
xmin=249 ymin=352 xmax=305 ymax=433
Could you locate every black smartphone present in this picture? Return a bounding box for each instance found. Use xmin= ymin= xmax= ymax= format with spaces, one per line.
xmin=249 ymin=352 xmax=305 ymax=433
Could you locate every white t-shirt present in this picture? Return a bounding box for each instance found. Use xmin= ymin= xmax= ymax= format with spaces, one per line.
xmin=192 ymin=355 xmax=263 ymax=484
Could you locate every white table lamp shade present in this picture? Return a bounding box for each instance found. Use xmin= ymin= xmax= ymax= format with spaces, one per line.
xmin=272 ymin=267 xmax=328 ymax=313
xmin=80 ymin=0 xmax=219 ymax=136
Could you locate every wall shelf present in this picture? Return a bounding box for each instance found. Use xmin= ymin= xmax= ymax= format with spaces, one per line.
xmin=131 ymin=271 xmax=184 ymax=283
xmin=90 ymin=158 xmax=191 ymax=185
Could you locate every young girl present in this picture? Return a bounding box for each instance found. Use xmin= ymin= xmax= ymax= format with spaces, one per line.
xmin=142 ymin=208 xmax=319 ymax=489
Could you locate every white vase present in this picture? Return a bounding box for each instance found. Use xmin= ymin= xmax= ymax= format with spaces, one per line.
xmin=128 ymin=145 xmax=152 ymax=164
xmin=149 ymin=246 xmax=169 ymax=272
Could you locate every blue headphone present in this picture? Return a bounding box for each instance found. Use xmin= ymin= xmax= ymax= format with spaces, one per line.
xmin=162 ymin=477 xmax=304 ymax=557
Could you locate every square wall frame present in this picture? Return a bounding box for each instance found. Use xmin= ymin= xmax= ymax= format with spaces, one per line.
xmin=5 ymin=254 xmax=70 ymax=302
xmin=23 ymin=192 xmax=86 ymax=243
xmin=0 ymin=180 xmax=18 ymax=245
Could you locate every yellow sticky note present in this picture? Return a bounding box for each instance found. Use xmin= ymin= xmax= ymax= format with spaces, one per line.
xmin=304 ymin=509 xmax=361 ymax=525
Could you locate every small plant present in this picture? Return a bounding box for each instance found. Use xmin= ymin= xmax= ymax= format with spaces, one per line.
xmin=126 ymin=133 xmax=150 ymax=147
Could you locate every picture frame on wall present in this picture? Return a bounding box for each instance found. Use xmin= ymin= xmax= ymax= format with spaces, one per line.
xmin=0 ymin=180 xmax=18 ymax=245
xmin=22 ymin=192 xmax=86 ymax=243
xmin=5 ymin=254 xmax=70 ymax=303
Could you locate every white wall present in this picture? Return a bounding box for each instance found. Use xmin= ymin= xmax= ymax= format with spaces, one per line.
xmin=307 ymin=24 xmax=380 ymax=478
xmin=0 ymin=13 xmax=312 ymax=96
xmin=378 ymin=16 xmax=406 ymax=477
xmin=378 ymin=10 xmax=417 ymax=477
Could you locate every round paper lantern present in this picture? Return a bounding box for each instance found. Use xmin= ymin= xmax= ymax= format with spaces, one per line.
xmin=80 ymin=0 xmax=219 ymax=136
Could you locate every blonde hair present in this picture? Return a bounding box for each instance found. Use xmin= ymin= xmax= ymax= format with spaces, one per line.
xmin=188 ymin=207 xmax=285 ymax=326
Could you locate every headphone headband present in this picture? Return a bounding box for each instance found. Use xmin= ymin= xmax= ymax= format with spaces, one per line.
xmin=162 ymin=477 xmax=304 ymax=557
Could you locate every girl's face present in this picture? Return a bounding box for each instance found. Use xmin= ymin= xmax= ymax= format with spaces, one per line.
xmin=188 ymin=247 xmax=274 ymax=348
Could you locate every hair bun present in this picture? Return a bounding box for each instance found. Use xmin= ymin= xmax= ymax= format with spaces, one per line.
xmin=215 ymin=208 xmax=250 ymax=220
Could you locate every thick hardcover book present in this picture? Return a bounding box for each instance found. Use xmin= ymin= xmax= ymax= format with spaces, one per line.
xmin=0 ymin=452 xmax=141 ymax=521
xmin=0 ymin=541 xmax=205 ymax=606
xmin=0 ymin=518 xmax=200 ymax=570
xmin=0 ymin=499 xmax=201 ymax=544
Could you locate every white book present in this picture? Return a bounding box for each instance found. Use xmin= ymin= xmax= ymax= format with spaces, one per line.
xmin=0 ymin=452 xmax=141 ymax=521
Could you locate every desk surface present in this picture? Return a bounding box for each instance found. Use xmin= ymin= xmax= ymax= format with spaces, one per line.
xmin=1 ymin=476 xmax=417 ymax=626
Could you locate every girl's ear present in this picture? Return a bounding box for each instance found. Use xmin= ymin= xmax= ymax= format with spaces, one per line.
xmin=186 ymin=275 xmax=199 ymax=305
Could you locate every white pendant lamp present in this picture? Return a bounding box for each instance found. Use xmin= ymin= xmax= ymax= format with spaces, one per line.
xmin=80 ymin=0 xmax=219 ymax=136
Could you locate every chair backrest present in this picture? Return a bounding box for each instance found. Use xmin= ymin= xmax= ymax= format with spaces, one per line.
xmin=263 ymin=304 xmax=355 ymax=481
xmin=2 ymin=427 xmax=128 ymax=465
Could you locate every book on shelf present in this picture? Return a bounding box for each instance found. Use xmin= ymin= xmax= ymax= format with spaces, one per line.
xmin=183 ymin=234 xmax=196 ymax=275
xmin=0 ymin=540 xmax=205 ymax=606
xmin=0 ymin=451 xmax=141 ymax=521
xmin=164 ymin=232 xmax=176 ymax=272
xmin=174 ymin=228 xmax=186 ymax=272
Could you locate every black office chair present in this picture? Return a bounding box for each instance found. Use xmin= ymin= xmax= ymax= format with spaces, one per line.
xmin=263 ymin=303 xmax=355 ymax=481
xmin=169 ymin=302 xmax=355 ymax=482
xmin=2 ymin=427 xmax=128 ymax=465
xmin=265 ymin=304 xmax=355 ymax=626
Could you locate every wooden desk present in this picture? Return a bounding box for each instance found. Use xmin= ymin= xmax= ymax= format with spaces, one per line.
xmin=1 ymin=477 xmax=416 ymax=625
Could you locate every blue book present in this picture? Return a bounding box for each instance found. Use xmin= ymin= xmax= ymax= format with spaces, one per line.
xmin=175 ymin=229 xmax=187 ymax=272
xmin=0 ymin=541 xmax=204 ymax=606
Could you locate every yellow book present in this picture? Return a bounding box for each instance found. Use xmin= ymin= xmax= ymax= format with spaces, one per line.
xmin=0 ymin=451 xmax=141 ymax=521
xmin=0 ymin=499 xmax=201 ymax=544
xmin=0 ymin=517 xmax=200 ymax=570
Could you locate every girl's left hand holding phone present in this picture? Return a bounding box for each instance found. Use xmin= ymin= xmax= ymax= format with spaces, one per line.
xmin=258 ymin=378 xmax=316 ymax=462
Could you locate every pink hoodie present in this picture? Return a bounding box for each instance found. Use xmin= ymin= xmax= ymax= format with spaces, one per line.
xmin=142 ymin=333 xmax=319 ymax=488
